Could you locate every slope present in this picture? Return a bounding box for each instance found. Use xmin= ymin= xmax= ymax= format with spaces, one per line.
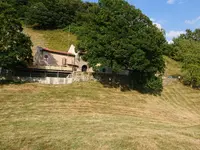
xmin=0 ymin=81 xmax=199 ymax=150
xmin=23 ymin=27 xmax=77 ymax=54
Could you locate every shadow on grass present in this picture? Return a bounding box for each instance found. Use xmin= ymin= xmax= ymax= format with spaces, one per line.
xmin=0 ymin=79 xmax=29 ymax=85
xmin=93 ymin=73 xmax=162 ymax=96
xmin=99 ymin=81 xmax=162 ymax=96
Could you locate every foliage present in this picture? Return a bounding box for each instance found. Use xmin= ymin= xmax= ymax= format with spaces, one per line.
xmin=170 ymin=29 xmax=200 ymax=87
xmin=72 ymin=0 xmax=166 ymax=92
xmin=1 ymin=0 xmax=29 ymax=19
xmin=179 ymin=29 xmax=200 ymax=41
xmin=25 ymin=0 xmax=82 ymax=29
xmin=181 ymin=40 xmax=200 ymax=87
xmin=162 ymin=43 xmax=176 ymax=59
xmin=144 ymin=76 xmax=163 ymax=94
xmin=168 ymin=29 xmax=200 ymax=61
xmin=0 ymin=2 xmax=32 ymax=69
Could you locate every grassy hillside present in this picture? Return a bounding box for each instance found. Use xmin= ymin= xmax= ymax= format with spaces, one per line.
xmin=164 ymin=56 xmax=182 ymax=76
xmin=14 ymin=27 xmax=200 ymax=149
xmin=0 ymin=81 xmax=200 ymax=150
xmin=23 ymin=27 xmax=77 ymax=54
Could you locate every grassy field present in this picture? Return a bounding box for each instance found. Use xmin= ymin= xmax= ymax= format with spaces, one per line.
xmin=0 ymin=81 xmax=200 ymax=150
xmin=23 ymin=27 xmax=77 ymax=54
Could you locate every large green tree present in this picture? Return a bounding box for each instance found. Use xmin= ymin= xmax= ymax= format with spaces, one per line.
xmin=0 ymin=2 xmax=32 ymax=69
xmin=171 ymin=30 xmax=200 ymax=87
xmin=73 ymin=0 xmax=166 ymax=92
xmin=168 ymin=29 xmax=200 ymax=61
xmin=181 ymin=40 xmax=200 ymax=87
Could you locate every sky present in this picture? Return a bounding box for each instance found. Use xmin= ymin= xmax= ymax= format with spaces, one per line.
xmin=83 ymin=0 xmax=200 ymax=42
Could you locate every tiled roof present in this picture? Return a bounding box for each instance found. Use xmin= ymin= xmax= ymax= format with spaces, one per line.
xmin=42 ymin=47 xmax=75 ymax=56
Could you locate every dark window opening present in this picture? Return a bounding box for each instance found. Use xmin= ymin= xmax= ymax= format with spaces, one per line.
xmin=82 ymin=65 xmax=87 ymax=72
xmin=44 ymin=55 xmax=48 ymax=61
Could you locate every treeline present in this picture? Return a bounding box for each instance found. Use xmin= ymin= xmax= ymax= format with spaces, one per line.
xmin=164 ymin=29 xmax=200 ymax=88
xmin=3 ymin=0 xmax=90 ymax=29
xmin=1 ymin=0 xmax=170 ymax=93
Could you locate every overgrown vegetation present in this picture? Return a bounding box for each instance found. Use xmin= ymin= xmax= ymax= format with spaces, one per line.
xmin=0 ymin=2 xmax=32 ymax=69
xmin=165 ymin=29 xmax=200 ymax=87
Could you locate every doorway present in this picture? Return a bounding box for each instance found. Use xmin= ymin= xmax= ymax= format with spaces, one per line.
xmin=82 ymin=65 xmax=87 ymax=72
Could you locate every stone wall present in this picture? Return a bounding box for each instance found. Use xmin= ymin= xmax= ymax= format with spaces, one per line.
xmin=11 ymin=76 xmax=73 ymax=85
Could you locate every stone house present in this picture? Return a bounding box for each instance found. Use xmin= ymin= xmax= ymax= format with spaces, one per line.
xmin=33 ymin=45 xmax=93 ymax=72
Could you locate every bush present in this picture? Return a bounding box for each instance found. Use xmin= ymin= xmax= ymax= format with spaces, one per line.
xmin=143 ymin=76 xmax=163 ymax=94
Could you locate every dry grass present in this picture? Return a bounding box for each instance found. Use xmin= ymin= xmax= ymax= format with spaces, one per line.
xmin=164 ymin=56 xmax=182 ymax=76
xmin=23 ymin=27 xmax=77 ymax=54
xmin=0 ymin=81 xmax=200 ymax=150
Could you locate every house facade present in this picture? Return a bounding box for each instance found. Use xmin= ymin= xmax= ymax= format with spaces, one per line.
xmin=33 ymin=45 xmax=93 ymax=72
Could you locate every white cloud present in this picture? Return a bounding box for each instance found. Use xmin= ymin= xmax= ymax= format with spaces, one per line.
xmin=150 ymin=18 xmax=162 ymax=30
xmin=166 ymin=30 xmax=185 ymax=39
xmin=167 ymin=0 xmax=175 ymax=4
xmin=154 ymin=22 xmax=162 ymax=30
xmin=185 ymin=16 xmax=200 ymax=25
xmin=167 ymin=0 xmax=187 ymax=4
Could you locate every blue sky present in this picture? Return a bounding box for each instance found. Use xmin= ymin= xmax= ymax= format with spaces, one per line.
xmin=83 ymin=0 xmax=200 ymax=42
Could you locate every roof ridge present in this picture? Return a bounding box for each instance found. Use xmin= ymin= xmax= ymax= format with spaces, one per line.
xmin=41 ymin=47 xmax=75 ymax=56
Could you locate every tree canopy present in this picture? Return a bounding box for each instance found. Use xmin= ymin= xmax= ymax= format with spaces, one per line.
xmin=169 ymin=29 xmax=200 ymax=87
xmin=181 ymin=40 xmax=200 ymax=87
xmin=25 ymin=0 xmax=82 ymax=29
xmin=0 ymin=2 xmax=32 ymax=69
xmin=72 ymin=0 xmax=166 ymax=92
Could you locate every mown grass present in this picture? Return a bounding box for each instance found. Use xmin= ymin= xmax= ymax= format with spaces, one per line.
xmin=0 ymin=81 xmax=200 ymax=150
xmin=23 ymin=27 xmax=77 ymax=53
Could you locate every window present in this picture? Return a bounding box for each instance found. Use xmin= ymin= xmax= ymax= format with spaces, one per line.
xmin=82 ymin=65 xmax=87 ymax=72
xmin=44 ymin=55 xmax=48 ymax=61
xmin=62 ymin=58 xmax=67 ymax=66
